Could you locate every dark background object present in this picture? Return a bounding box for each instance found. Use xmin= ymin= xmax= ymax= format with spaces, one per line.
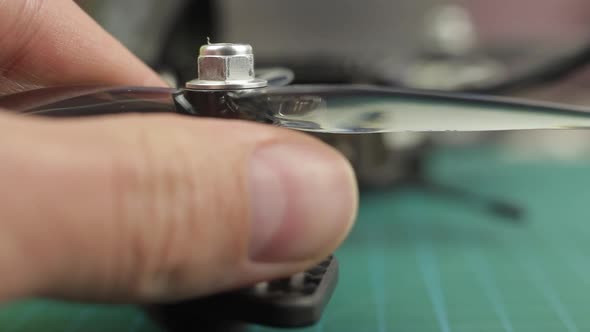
xmin=78 ymin=0 xmax=590 ymax=93
xmin=148 ymin=256 xmax=338 ymax=331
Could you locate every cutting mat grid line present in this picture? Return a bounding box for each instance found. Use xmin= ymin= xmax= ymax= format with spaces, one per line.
xmin=368 ymin=230 xmax=387 ymax=332
xmin=515 ymin=252 xmax=579 ymax=332
xmin=3 ymin=147 xmax=590 ymax=332
xmin=417 ymin=241 xmax=451 ymax=332
xmin=465 ymin=250 xmax=514 ymax=332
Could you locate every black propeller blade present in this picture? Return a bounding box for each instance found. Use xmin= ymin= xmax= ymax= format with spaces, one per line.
xmin=4 ymin=84 xmax=590 ymax=134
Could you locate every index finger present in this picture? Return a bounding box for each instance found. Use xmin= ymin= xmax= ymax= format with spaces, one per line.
xmin=0 ymin=0 xmax=166 ymax=95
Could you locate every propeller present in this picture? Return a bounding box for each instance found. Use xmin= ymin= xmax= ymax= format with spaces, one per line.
xmin=4 ymin=83 xmax=590 ymax=134
xmin=2 ymin=42 xmax=590 ymax=134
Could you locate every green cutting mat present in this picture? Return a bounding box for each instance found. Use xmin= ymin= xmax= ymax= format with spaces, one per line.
xmin=2 ymin=145 xmax=590 ymax=332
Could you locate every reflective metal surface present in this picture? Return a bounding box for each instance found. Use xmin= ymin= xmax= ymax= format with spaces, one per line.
xmin=186 ymin=43 xmax=268 ymax=90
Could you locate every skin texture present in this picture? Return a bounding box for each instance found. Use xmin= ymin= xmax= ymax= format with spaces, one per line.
xmin=0 ymin=0 xmax=164 ymax=95
xmin=0 ymin=0 xmax=358 ymax=303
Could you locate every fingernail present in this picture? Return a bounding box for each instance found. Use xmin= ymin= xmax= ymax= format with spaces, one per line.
xmin=248 ymin=143 xmax=357 ymax=262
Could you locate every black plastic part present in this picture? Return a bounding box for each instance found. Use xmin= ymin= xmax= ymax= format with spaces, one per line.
xmin=147 ymin=256 xmax=338 ymax=331
xmin=487 ymin=201 xmax=524 ymax=221
xmin=175 ymin=89 xmax=274 ymax=124
xmin=397 ymin=179 xmax=525 ymax=224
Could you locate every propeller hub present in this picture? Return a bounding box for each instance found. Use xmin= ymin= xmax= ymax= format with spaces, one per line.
xmin=185 ymin=42 xmax=268 ymax=90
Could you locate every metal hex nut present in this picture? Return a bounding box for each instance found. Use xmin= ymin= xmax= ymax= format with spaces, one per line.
xmin=198 ymin=55 xmax=254 ymax=82
xmin=186 ymin=43 xmax=267 ymax=90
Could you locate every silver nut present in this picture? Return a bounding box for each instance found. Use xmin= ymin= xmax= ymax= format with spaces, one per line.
xmin=186 ymin=43 xmax=267 ymax=90
xmin=198 ymin=55 xmax=254 ymax=81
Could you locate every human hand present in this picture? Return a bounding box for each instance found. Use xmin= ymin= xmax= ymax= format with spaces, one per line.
xmin=0 ymin=0 xmax=357 ymax=303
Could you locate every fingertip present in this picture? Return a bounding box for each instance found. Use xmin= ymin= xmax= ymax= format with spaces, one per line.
xmin=247 ymin=141 xmax=358 ymax=263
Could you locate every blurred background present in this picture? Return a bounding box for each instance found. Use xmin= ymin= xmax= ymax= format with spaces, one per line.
xmin=71 ymin=0 xmax=590 ymax=257
xmin=75 ymin=0 xmax=590 ymax=94
xmin=75 ymin=0 xmax=590 ymax=188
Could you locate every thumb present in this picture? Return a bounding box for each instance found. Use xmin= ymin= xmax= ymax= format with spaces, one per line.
xmin=0 ymin=112 xmax=357 ymax=303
